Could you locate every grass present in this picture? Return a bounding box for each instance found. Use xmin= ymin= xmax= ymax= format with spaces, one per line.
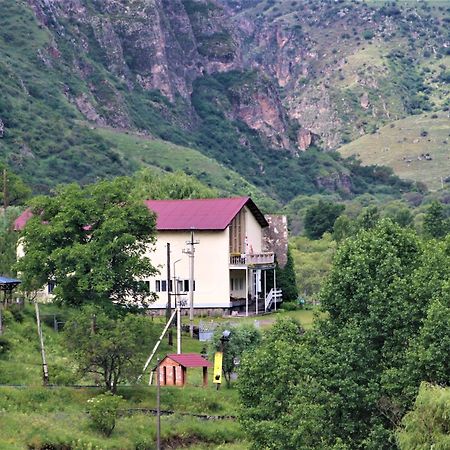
xmin=95 ymin=127 xmax=279 ymax=211
xmin=338 ymin=112 xmax=450 ymax=190
xmin=0 ymin=390 xmax=246 ymax=449
xmin=0 ymin=304 xmax=247 ymax=449
xmin=193 ymin=308 xmax=317 ymax=330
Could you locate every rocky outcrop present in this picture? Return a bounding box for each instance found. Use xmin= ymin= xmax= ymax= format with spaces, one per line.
xmin=230 ymin=75 xmax=292 ymax=151
xmin=0 ymin=118 xmax=4 ymax=138
xmin=75 ymin=94 xmax=106 ymax=126
xmin=297 ymin=129 xmax=314 ymax=151
xmin=315 ymin=172 xmax=352 ymax=194
xmin=360 ymin=92 xmax=370 ymax=110
xmin=27 ymin=0 xmax=241 ymax=102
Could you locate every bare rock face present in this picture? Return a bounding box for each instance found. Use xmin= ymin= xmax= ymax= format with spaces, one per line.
xmin=233 ymin=81 xmax=292 ymax=151
xmin=315 ymin=172 xmax=352 ymax=194
xmin=27 ymin=0 xmax=241 ymax=102
xmin=297 ymin=128 xmax=313 ymax=151
xmin=360 ymin=92 xmax=370 ymax=110
xmin=0 ymin=118 xmax=4 ymax=138
xmin=75 ymin=94 xmax=107 ymax=126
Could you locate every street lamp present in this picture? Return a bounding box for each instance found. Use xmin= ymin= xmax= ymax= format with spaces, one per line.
xmin=173 ymin=258 xmax=182 ymax=354
xmin=215 ymin=329 xmax=231 ymax=390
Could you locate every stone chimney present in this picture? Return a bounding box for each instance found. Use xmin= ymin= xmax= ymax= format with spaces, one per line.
xmin=264 ymin=214 xmax=288 ymax=268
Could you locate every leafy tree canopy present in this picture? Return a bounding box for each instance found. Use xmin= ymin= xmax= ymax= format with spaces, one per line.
xmin=0 ymin=163 xmax=31 ymax=207
xmin=210 ymin=323 xmax=261 ymax=388
xmin=304 ymin=200 xmax=344 ymax=239
xmin=396 ymin=383 xmax=450 ymax=449
xmin=16 ymin=177 xmax=157 ymax=308
xmin=239 ymin=220 xmax=450 ymax=449
xmin=131 ymin=168 xmax=217 ymax=200
xmin=423 ymin=200 xmax=449 ymax=239
xmin=64 ymin=305 xmax=158 ymax=392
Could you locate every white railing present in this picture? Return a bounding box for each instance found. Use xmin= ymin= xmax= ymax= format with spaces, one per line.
xmin=229 ymin=252 xmax=275 ymax=266
xmin=265 ymin=288 xmax=283 ymax=312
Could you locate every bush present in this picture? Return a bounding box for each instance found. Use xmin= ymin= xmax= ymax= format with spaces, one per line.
xmin=86 ymin=392 xmax=123 ymax=436
xmin=9 ymin=305 xmax=24 ymax=323
xmin=0 ymin=336 xmax=11 ymax=355
xmin=280 ymin=301 xmax=298 ymax=311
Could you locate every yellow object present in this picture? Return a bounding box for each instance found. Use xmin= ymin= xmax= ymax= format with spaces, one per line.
xmin=213 ymin=351 xmax=223 ymax=384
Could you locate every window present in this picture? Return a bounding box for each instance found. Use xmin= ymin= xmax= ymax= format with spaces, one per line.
xmin=231 ymin=278 xmax=244 ymax=291
xmin=161 ymin=280 xmax=167 ymax=292
xmin=156 ymin=280 xmax=161 ymax=292
xmin=181 ymin=280 xmax=196 ymax=292
xmin=48 ymin=280 xmax=56 ymax=294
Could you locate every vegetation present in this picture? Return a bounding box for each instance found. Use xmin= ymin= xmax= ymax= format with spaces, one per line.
xmin=238 ymin=220 xmax=450 ymax=448
xmin=86 ymin=392 xmax=124 ymax=436
xmin=304 ymin=200 xmax=345 ymax=239
xmin=396 ymin=383 xmax=450 ymax=449
xmin=16 ymin=177 xmax=157 ymax=308
xmin=209 ymin=323 xmax=261 ymax=388
xmin=64 ymin=306 xmax=159 ymax=393
xmin=338 ymin=112 xmax=450 ymax=191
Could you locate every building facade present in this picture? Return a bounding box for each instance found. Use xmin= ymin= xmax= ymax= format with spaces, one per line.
xmin=15 ymin=197 xmax=283 ymax=314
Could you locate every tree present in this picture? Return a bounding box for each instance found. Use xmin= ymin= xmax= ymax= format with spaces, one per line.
xmin=357 ymin=205 xmax=380 ymax=230
xmin=240 ymin=220 xmax=433 ymax=449
xmin=276 ymin=246 xmax=298 ymax=301
xmin=0 ymin=206 xmax=21 ymax=276
xmin=333 ymin=214 xmax=355 ymax=242
xmin=237 ymin=318 xmax=349 ymax=450
xmin=304 ymin=200 xmax=345 ymax=239
xmin=423 ymin=200 xmax=449 ymax=239
xmin=396 ymin=383 xmax=450 ymax=449
xmin=132 ymin=168 xmax=217 ymax=200
xmin=16 ymin=177 xmax=157 ymax=308
xmin=64 ymin=305 xmax=158 ymax=392
xmin=210 ymin=323 xmax=261 ymax=388
xmin=0 ymin=163 xmax=31 ymax=207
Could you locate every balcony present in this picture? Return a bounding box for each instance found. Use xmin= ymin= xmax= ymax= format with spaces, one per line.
xmin=229 ymin=252 xmax=275 ymax=267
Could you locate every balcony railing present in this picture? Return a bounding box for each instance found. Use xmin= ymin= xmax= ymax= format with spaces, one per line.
xmin=229 ymin=252 xmax=275 ymax=266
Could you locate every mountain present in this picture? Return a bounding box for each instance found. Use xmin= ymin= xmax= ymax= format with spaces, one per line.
xmin=0 ymin=0 xmax=448 ymax=201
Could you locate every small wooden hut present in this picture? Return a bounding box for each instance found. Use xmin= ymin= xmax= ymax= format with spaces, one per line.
xmin=156 ymin=353 xmax=212 ymax=387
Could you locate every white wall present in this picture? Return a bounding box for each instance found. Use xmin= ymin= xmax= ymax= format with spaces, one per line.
xmin=245 ymin=206 xmax=264 ymax=253
xmin=144 ymin=229 xmax=230 ymax=309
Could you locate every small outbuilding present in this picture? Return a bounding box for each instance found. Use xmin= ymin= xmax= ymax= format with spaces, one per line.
xmin=156 ymin=353 xmax=212 ymax=387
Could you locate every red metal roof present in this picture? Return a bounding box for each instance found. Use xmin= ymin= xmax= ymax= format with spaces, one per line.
xmin=165 ymin=353 xmax=212 ymax=368
xmin=14 ymin=208 xmax=33 ymax=231
xmin=14 ymin=197 xmax=268 ymax=231
xmin=145 ymin=197 xmax=268 ymax=230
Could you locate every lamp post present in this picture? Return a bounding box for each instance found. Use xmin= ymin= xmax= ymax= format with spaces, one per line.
xmin=173 ymin=258 xmax=182 ymax=354
xmin=215 ymin=329 xmax=231 ymax=390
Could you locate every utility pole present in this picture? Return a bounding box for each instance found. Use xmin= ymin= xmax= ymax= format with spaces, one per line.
xmin=156 ymin=356 xmax=161 ymax=450
xmin=183 ymin=229 xmax=199 ymax=338
xmin=166 ymin=243 xmax=172 ymax=346
xmin=35 ymin=302 xmax=49 ymax=386
xmin=3 ymin=168 xmax=8 ymax=210
xmin=173 ymin=258 xmax=182 ymax=354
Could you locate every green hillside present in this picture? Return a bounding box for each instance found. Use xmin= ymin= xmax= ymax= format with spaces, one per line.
xmin=95 ymin=127 xmax=279 ymax=211
xmin=338 ymin=112 xmax=450 ymax=191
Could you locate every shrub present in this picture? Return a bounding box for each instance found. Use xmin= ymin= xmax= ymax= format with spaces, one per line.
xmin=363 ymin=30 xmax=374 ymax=40
xmin=86 ymin=392 xmax=123 ymax=436
xmin=0 ymin=336 xmax=11 ymax=355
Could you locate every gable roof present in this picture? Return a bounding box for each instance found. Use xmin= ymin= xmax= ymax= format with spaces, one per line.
xmin=163 ymin=353 xmax=212 ymax=368
xmin=14 ymin=197 xmax=269 ymax=232
xmin=14 ymin=208 xmax=33 ymax=231
xmin=145 ymin=197 xmax=268 ymax=231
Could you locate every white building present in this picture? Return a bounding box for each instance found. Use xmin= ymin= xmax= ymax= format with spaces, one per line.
xmin=15 ymin=197 xmax=283 ymax=314
xmin=144 ymin=197 xmax=281 ymax=315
